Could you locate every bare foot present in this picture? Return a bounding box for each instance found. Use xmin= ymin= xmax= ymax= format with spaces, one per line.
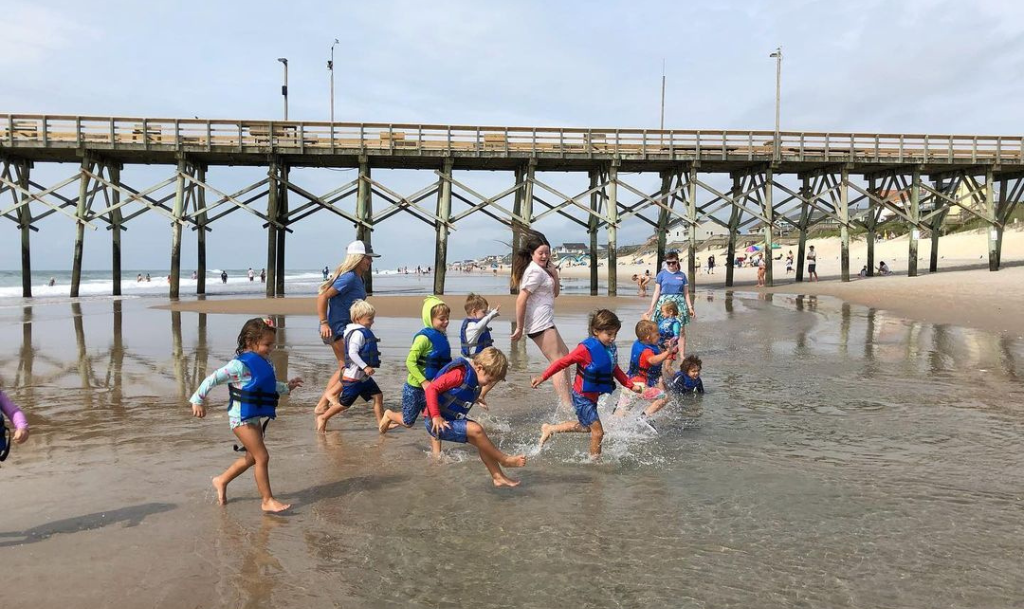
xmin=315 ymin=415 xmax=327 ymax=433
xmin=262 ymin=498 xmax=291 ymax=513
xmin=538 ymin=423 xmax=554 ymax=448
xmin=492 ymin=473 xmax=521 ymax=488
xmin=378 ymin=411 xmax=395 ymax=434
xmin=501 ymin=454 xmax=527 ymax=468
xmin=212 ymin=476 xmax=228 ymax=506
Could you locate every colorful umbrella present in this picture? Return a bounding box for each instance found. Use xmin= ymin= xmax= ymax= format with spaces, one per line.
xmin=745 ymin=245 xmax=760 ymax=252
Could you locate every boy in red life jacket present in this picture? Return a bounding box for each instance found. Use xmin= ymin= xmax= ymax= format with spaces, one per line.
xmin=615 ymin=319 xmax=675 ymax=417
xmin=426 ymin=347 xmax=526 ymax=487
xmin=531 ymin=309 xmax=643 ymax=458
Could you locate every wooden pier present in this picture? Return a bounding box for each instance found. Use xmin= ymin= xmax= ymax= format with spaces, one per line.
xmin=2 ymin=114 xmax=1022 ymax=298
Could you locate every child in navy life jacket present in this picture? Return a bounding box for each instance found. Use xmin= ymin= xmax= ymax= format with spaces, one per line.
xmin=616 ymin=319 xmax=676 ymax=417
xmin=379 ymin=296 xmax=452 ymax=436
xmin=665 ymin=354 xmax=704 ymax=402
xmin=425 ymin=347 xmax=527 ymax=487
xmin=317 ymin=300 xmax=385 ymax=432
xmin=459 ymin=293 xmax=500 ymax=407
xmin=0 ymin=387 xmax=30 ymax=465
xmin=532 ymin=309 xmax=643 ymax=458
xmin=189 ymin=318 xmax=302 ymax=513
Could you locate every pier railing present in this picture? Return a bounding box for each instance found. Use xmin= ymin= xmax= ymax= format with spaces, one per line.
xmin=3 ymin=114 xmax=1022 ymax=164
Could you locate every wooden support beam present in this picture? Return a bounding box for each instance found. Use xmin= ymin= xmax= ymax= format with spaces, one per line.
xmin=589 ymin=168 xmax=600 ymax=296
xmin=763 ymin=167 xmax=775 ymax=287
xmin=196 ymin=165 xmax=208 ymax=295
xmin=70 ymin=158 xmax=93 ymax=297
xmin=169 ymin=160 xmax=187 ymax=299
xmin=865 ymin=175 xmax=877 ymax=277
xmin=987 ymin=168 xmax=998 ymax=271
xmin=839 ymin=167 xmax=850 ymax=282
xmin=928 ymin=177 xmax=949 ymax=273
xmin=725 ymin=174 xmax=742 ymax=287
xmin=276 ymin=164 xmax=288 ymax=296
xmin=687 ymin=165 xmax=698 ymax=293
xmin=908 ymin=168 xmax=921 ymax=277
xmin=14 ymin=161 xmax=32 ymax=297
xmin=266 ymin=162 xmax=280 ymax=297
xmin=655 ymin=169 xmax=672 ymax=274
xmin=356 ymin=160 xmax=374 ymax=294
xmin=796 ymin=175 xmax=809 ymax=282
xmin=606 ymin=164 xmax=618 ymax=296
xmin=109 ymin=165 xmax=123 ymax=296
xmin=433 ymin=159 xmax=453 ymax=295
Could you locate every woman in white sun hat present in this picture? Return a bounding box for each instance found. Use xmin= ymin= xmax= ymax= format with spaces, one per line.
xmin=315 ymin=240 xmax=380 ymax=413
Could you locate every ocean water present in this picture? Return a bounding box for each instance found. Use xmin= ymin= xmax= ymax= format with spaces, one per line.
xmin=1 ymin=294 xmax=1023 ymax=607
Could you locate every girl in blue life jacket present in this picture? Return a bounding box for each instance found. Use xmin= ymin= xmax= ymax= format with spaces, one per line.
xmin=189 ymin=318 xmax=303 ymax=514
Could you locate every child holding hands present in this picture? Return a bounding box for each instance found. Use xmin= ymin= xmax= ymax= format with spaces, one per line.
xmin=532 ymin=309 xmax=643 ymax=458
xmin=189 ymin=317 xmax=302 ymax=513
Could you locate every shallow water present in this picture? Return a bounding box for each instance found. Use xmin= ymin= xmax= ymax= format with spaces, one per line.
xmin=1 ymin=293 xmax=1023 ymax=608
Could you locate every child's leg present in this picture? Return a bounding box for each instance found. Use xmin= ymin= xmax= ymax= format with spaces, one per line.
xmin=212 ymin=451 xmax=256 ymax=506
xmin=643 ymin=396 xmax=669 ymax=417
xmin=538 ymin=420 xmax=586 ymax=447
xmin=431 ymin=437 xmax=442 ymax=458
xmin=371 ymin=393 xmax=385 ymax=425
xmin=465 ymin=421 xmax=526 ymax=472
xmin=232 ymin=423 xmax=290 ymax=513
xmin=587 ymin=420 xmax=605 ymax=458
xmin=316 ymin=369 xmax=342 ymax=413
xmin=378 ymin=409 xmax=405 ymax=434
xmin=677 ymin=328 xmax=686 ymax=358
xmin=316 ymin=402 xmax=349 ymax=432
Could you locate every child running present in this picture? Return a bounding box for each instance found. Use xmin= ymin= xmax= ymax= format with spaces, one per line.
xmin=616 ymin=319 xmax=676 ymax=417
xmin=189 ymin=318 xmax=302 ymax=513
xmin=317 ymin=300 xmax=385 ymax=432
xmin=532 ymin=309 xmax=643 ymax=458
xmin=657 ymin=300 xmax=683 ymax=368
xmin=379 ymin=296 xmax=452 ymax=438
xmin=425 ymin=347 xmax=526 ymax=487
xmin=0 ymin=387 xmax=30 ymax=464
xmin=459 ymin=293 xmax=500 ymax=408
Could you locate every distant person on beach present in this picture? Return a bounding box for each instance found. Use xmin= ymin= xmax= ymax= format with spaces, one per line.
xmin=707 ymin=254 xmax=715 ymax=274
xmin=316 ymin=240 xmax=379 ymax=415
xmin=379 ymin=296 xmax=451 ymax=442
xmin=757 ymin=258 xmax=766 ymax=287
xmin=878 ymin=261 xmax=891 ymax=276
xmin=260 ymin=268 xmax=266 ymax=283
xmin=786 ymin=251 xmax=794 ymax=274
xmin=221 ymin=271 xmax=228 ymax=283
xmin=322 ymin=266 xmax=329 ymax=281
xmin=807 ymin=245 xmax=818 ymax=282
xmin=642 ymin=250 xmax=696 ymax=356
xmin=631 ymin=274 xmax=649 ymax=297
xmin=859 ymin=265 xmax=868 ymax=278
xmin=48 ymin=277 xmax=55 ymax=287
xmin=145 ymin=273 xmax=151 ymax=282
xmin=532 ymin=309 xmax=642 ymax=458
xmin=423 ymin=348 xmax=525 ymax=486
xmin=248 ymin=268 xmax=255 ymax=282
xmin=137 ymin=274 xmax=143 ymax=282
xmin=509 ymin=231 xmax=572 ymax=407
xmin=191 ymin=270 xmax=198 ymax=280
xmin=1 ymin=386 xmax=31 ymax=463
xmin=188 ymin=317 xmax=302 ymax=513
xmin=315 ymin=299 xmax=384 ymax=433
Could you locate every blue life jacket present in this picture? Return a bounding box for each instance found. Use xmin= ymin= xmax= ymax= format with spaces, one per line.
xmin=434 ymin=358 xmax=481 ymax=421
xmin=459 ymin=317 xmax=493 ymax=357
xmin=627 ymin=340 xmax=662 ymax=387
xmin=658 ymin=318 xmax=678 ymax=343
xmin=414 ymin=328 xmax=452 ymax=381
xmin=670 ymin=372 xmax=704 ymax=394
xmin=577 ymin=336 xmax=615 ymax=394
xmin=228 ymin=351 xmax=280 ymax=420
xmin=0 ymin=414 xmax=9 ymax=462
xmin=344 ymin=326 xmax=381 ymax=368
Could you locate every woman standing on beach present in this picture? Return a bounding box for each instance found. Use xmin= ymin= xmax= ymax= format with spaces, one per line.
xmin=315 ymin=240 xmax=380 ymax=413
xmin=509 ymin=231 xmax=572 ymax=407
xmin=642 ymin=250 xmax=696 ymax=355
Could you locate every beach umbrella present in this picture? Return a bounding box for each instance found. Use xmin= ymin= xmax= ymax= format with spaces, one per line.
xmin=745 ymin=245 xmax=760 ymax=252
xmin=771 ymin=243 xmax=782 ymax=249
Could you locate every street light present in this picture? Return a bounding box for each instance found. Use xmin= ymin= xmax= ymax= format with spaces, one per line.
xmin=769 ymin=47 xmax=782 ymax=159
xmin=329 ymin=39 xmax=340 ymax=124
xmin=277 ymin=57 xmax=288 ymax=120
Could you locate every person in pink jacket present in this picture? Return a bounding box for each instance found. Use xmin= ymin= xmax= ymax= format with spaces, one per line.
xmin=1 ymin=388 xmax=30 ymax=462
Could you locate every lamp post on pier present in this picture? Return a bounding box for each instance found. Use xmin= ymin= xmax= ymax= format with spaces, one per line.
xmin=277 ymin=57 xmax=289 ymax=120
xmin=769 ymin=47 xmax=782 ymax=160
xmin=329 ymin=39 xmax=339 ymax=124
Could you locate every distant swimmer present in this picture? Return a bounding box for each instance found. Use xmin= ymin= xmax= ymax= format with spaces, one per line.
xmin=48 ymin=277 xmax=56 ymax=287
xmin=260 ymin=268 xmax=266 ymax=283
xmin=221 ymin=271 xmax=228 ymax=283
xmin=191 ymin=270 xmax=198 ymax=280
xmin=248 ymin=268 xmax=255 ymax=282
xmin=145 ymin=273 xmax=151 ymax=282
xmin=137 ymin=274 xmax=143 ymax=282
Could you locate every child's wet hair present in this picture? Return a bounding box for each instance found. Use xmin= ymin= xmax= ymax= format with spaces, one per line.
xmin=589 ymin=309 xmax=621 ymax=334
xmin=681 ymin=354 xmax=702 ymax=373
xmin=236 ymin=317 xmax=276 ymax=355
xmin=472 ymin=347 xmax=508 ymax=382
xmin=660 ymin=300 xmax=679 ymax=316
xmin=464 ymin=293 xmax=488 ymax=315
xmin=349 ymin=299 xmax=375 ymax=321
xmin=635 ymin=319 xmax=658 ymax=341
xmin=431 ymin=302 xmax=451 ymax=320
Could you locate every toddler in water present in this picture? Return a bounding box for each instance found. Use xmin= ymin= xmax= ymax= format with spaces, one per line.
xmin=667 ymin=355 xmax=705 ymax=397
xmin=317 ymin=300 xmax=385 ymax=432
xmin=0 ymin=387 xmax=30 ymax=464
xmin=657 ymin=301 xmax=682 ymax=369
xmin=459 ymin=293 xmax=501 ymax=409
xmin=532 ymin=309 xmax=643 ymax=458
xmin=189 ymin=318 xmax=302 ymax=513
xmin=616 ymin=319 xmax=675 ymax=418
xmin=425 ymin=347 xmax=526 ymax=487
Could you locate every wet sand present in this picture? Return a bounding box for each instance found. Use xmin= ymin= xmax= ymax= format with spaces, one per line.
xmin=161 ymin=264 xmax=1024 ymax=337
xmin=3 ymin=294 xmax=1024 ymax=608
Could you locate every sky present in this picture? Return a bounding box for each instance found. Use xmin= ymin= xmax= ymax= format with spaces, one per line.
xmin=2 ymin=0 xmax=1023 ymax=272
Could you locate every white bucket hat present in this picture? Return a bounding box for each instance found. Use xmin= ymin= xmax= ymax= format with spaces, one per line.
xmin=346 ymin=240 xmax=381 ymax=257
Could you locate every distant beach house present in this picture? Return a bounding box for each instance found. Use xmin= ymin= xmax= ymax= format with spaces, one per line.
xmin=554 ymin=242 xmax=588 ymax=256
xmin=666 ymin=220 xmax=730 ymax=240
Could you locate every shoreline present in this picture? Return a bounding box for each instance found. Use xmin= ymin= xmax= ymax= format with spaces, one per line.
xmin=157 ymin=263 xmax=1024 ymax=337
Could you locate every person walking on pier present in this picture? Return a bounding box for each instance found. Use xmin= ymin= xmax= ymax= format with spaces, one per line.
xmin=509 ymin=231 xmax=571 ymax=408
xmin=316 ymin=240 xmax=379 ymax=414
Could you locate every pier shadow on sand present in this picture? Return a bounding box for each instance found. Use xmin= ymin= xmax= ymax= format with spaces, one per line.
xmin=0 ymin=502 xmax=177 ymax=547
